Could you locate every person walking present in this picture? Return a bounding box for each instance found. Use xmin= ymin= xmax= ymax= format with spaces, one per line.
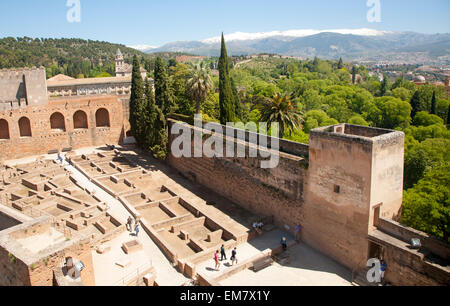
xmin=231 ymin=248 xmax=238 ymax=266
xmin=127 ymin=216 xmax=133 ymax=232
xmin=220 ymin=245 xmax=227 ymax=261
xmin=214 ymin=250 xmax=221 ymax=271
xmin=380 ymin=260 xmax=387 ymax=285
xmin=281 ymin=237 xmax=287 ymax=251
xmin=135 ymin=223 xmax=140 ymax=237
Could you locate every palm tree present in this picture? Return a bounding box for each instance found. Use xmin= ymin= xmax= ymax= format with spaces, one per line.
xmin=255 ymin=93 xmax=304 ymax=138
xmin=187 ymin=64 xmax=213 ymax=114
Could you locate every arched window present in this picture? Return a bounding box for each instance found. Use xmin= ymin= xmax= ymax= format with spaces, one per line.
xmin=95 ymin=108 xmax=110 ymax=127
xmin=18 ymin=117 xmax=32 ymax=137
xmin=0 ymin=119 xmax=10 ymax=139
xmin=73 ymin=110 xmax=88 ymax=129
xmin=50 ymin=112 xmax=66 ymax=131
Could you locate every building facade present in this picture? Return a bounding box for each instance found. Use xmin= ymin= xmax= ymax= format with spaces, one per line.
xmin=0 ymin=68 xmax=127 ymax=160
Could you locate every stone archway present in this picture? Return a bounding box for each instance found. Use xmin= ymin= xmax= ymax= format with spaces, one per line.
xmin=50 ymin=112 xmax=66 ymax=131
xmin=73 ymin=110 xmax=88 ymax=129
xmin=95 ymin=108 xmax=110 ymax=127
xmin=18 ymin=117 xmax=32 ymax=137
xmin=0 ymin=119 xmax=10 ymax=139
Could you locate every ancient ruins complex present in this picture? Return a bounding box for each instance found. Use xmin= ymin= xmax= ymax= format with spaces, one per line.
xmin=0 ymin=67 xmax=448 ymax=286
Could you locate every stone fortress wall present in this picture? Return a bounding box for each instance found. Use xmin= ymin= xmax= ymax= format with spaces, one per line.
xmin=0 ymin=95 xmax=125 ymax=160
xmin=0 ymin=68 xmax=127 ymax=160
xmin=167 ymin=120 xmax=450 ymax=285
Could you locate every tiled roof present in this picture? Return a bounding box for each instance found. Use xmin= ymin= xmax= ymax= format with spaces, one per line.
xmin=47 ymin=76 xmax=132 ymax=87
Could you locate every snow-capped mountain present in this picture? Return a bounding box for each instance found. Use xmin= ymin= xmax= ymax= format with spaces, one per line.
xmin=137 ymin=29 xmax=450 ymax=64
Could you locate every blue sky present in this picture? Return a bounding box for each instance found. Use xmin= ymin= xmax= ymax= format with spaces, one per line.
xmin=0 ymin=0 xmax=449 ymax=46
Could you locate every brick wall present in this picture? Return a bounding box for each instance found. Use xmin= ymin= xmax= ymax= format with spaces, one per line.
xmin=0 ymin=95 xmax=125 ymax=160
xmin=167 ymin=121 xmax=308 ymax=234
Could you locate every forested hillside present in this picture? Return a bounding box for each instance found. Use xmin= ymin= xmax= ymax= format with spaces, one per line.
xmin=0 ymin=37 xmax=185 ymax=79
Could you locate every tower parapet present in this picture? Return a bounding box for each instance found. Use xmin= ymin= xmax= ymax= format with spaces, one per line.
xmin=0 ymin=67 xmax=48 ymax=109
xmin=304 ymin=124 xmax=405 ymax=269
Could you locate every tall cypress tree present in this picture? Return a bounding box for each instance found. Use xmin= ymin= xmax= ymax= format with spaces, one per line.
xmin=231 ymin=77 xmax=242 ymax=120
xmin=144 ymin=77 xmax=168 ymax=159
xmin=129 ymin=55 xmax=146 ymax=146
xmin=219 ymin=33 xmax=235 ymax=124
xmin=410 ymin=90 xmax=421 ymax=119
xmin=380 ymin=73 xmax=389 ymax=96
xmin=447 ymin=105 xmax=450 ymax=126
xmin=154 ymin=57 xmax=176 ymax=115
xmin=337 ymin=57 xmax=343 ymax=70
xmin=351 ymin=66 xmax=357 ymax=84
xmin=431 ymin=91 xmax=437 ymax=115
xmin=142 ymin=78 xmax=156 ymax=148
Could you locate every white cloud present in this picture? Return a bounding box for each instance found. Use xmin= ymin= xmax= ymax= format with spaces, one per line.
xmin=201 ymin=28 xmax=392 ymax=44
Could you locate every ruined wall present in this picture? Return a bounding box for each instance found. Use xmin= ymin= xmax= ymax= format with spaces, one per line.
xmin=167 ymin=120 xmax=308 ymax=232
xmin=0 ymin=245 xmax=31 ymax=286
xmin=0 ymin=211 xmax=21 ymax=231
xmin=0 ymin=95 xmax=125 ymax=160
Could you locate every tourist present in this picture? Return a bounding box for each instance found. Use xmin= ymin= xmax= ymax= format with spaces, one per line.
xmin=127 ymin=216 xmax=133 ymax=232
xmin=57 ymin=152 xmax=63 ymax=164
xmin=214 ymin=250 xmax=221 ymax=271
xmin=252 ymin=222 xmax=258 ymax=231
xmin=231 ymin=248 xmax=238 ymax=266
xmin=220 ymin=245 xmax=227 ymax=261
xmin=281 ymin=237 xmax=287 ymax=251
xmin=380 ymin=260 xmax=387 ymax=284
xmin=135 ymin=223 xmax=140 ymax=237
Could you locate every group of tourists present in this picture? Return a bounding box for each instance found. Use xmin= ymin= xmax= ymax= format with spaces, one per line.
xmin=214 ymin=245 xmax=238 ymax=271
xmin=127 ymin=216 xmax=140 ymax=237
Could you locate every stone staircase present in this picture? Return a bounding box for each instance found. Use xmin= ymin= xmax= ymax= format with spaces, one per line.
xmin=273 ymin=250 xmax=291 ymax=265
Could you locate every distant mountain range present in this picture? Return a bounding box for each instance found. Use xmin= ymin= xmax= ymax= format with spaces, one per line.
xmin=135 ymin=29 xmax=450 ymax=64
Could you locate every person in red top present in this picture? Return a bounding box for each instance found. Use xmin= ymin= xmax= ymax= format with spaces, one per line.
xmin=214 ymin=250 xmax=221 ymax=271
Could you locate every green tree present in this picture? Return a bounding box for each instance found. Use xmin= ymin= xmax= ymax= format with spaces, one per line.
xmin=129 ymin=55 xmax=146 ymax=146
xmin=337 ymin=57 xmax=343 ymax=70
xmin=218 ymin=34 xmax=235 ymax=124
xmin=413 ymin=111 xmax=444 ymax=127
xmin=154 ymin=57 xmax=176 ymax=115
xmin=186 ymin=64 xmax=213 ymax=114
xmin=402 ymin=164 xmax=450 ymax=242
xmin=351 ymin=66 xmax=357 ymax=84
xmin=368 ymin=96 xmax=411 ymax=129
xmin=150 ymin=103 xmax=169 ymax=160
xmin=141 ymin=78 xmax=156 ymax=148
xmin=410 ymin=90 xmax=421 ymax=119
xmin=287 ymin=63 xmax=298 ymax=79
xmin=348 ymin=115 xmax=369 ymax=126
xmin=392 ymin=87 xmax=413 ymax=102
xmin=431 ymin=91 xmax=437 ymax=115
xmin=256 ymin=93 xmax=304 ymax=137
xmin=404 ymin=138 xmax=449 ymax=189
xmin=380 ymin=74 xmax=389 ymax=97
xmin=231 ymin=77 xmax=243 ymax=120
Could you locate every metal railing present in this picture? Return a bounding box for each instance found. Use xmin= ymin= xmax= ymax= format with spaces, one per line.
xmin=114 ymin=262 xmax=153 ymax=286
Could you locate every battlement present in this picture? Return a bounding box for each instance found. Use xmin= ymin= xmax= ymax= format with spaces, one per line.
xmin=0 ymin=67 xmax=48 ymax=108
xmin=0 ymin=67 xmax=46 ymax=80
xmin=310 ymin=124 xmax=404 ymax=147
